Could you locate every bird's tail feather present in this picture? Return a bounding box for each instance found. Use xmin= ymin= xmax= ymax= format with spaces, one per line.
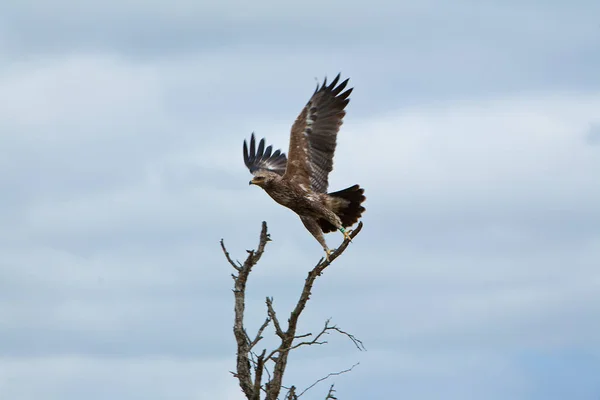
xmin=318 ymin=184 xmax=366 ymax=233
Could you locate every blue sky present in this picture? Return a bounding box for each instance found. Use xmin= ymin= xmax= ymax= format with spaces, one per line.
xmin=1 ymin=1 xmax=599 ymax=399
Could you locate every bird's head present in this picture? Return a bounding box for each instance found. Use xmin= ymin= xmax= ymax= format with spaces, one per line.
xmin=249 ymin=171 xmax=277 ymax=188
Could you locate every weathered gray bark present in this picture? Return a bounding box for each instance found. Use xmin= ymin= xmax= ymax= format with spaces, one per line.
xmin=220 ymin=221 xmax=364 ymax=400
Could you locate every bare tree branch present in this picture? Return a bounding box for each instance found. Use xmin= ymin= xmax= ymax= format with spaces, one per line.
xmin=265 ymin=223 xmax=363 ymax=400
xmin=285 ymin=385 xmax=297 ymax=400
xmin=288 ymin=319 xmax=366 ymax=352
xmin=249 ymin=317 xmax=272 ymax=350
xmin=266 ymin=297 xmax=285 ymax=339
xmin=222 ymin=221 xmax=364 ymax=400
xmin=298 ymin=363 xmax=360 ymax=398
xmin=328 ymin=325 xmax=366 ymax=352
xmin=325 ymin=384 xmax=338 ymax=399
xmin=253 ymin=350 xmax=266 ymax=397
xmin=221 ymin=222 xmax=270 ymax=400
xmin=221 ymin=241 xmax=242 ymax=272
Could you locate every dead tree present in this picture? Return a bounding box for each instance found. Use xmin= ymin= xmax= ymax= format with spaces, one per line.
xmin=220 ymin=221 xmax=365 ymax=400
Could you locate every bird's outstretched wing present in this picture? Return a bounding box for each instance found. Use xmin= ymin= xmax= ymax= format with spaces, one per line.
xmin=243 ymin=133 xmax=287 ymax=176
xmin=283 ymin=74 xmax=353 ymax=193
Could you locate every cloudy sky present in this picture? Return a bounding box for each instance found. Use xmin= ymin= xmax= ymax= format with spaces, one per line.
xmin=1 ymin=0 xmax=600 ymax=399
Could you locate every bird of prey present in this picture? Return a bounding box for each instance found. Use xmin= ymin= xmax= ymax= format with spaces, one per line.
xmin=243 ymin=74 xmax=366 ymax=258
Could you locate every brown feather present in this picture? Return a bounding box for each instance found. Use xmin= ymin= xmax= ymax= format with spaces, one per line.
xmin=318 ymin=184 xmax=366 ymax=233
xmin=283 ymin=73 xmax=353 ymax=193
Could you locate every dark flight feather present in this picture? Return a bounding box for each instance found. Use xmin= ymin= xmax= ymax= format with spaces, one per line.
xmin=285 ymin=73 xmax=353 ymax=193
xmin=243 ymin=133 xmax=287 ymax=176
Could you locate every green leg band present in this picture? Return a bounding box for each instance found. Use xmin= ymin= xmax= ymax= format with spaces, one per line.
xmin=339 ymin=227 xmax=346 ymax=233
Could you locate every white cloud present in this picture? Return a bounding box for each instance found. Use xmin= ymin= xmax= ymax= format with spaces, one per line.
xmin=337 ymin=92 xmax=600 ymax=197
xmin=0 ymin=356 xmax=241 ymax=400
xmin=0 ymin=9 xmax=599 ymax=398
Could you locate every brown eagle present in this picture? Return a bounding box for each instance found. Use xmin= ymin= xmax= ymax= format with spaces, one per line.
xmin=243 ymin=74 xmax=366 ymax=258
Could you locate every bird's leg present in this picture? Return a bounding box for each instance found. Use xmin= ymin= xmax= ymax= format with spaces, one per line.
xmin=325 ymin=248 xmax=333 ymax=260
xmin=321 ymin=209 xmax=352 ymax=243
xmin=339 ymin=227 xmax=352 ymax=242
xmin=300 ymin=216 xmax=331 ymax=258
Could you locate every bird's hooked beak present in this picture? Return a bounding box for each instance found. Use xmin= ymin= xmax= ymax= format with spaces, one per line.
xmin=249 ymin=178 xmax=256 ymax=185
